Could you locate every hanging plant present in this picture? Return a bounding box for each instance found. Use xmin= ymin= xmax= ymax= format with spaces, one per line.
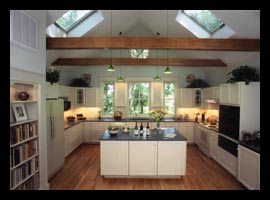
xmin=46 ymin=67 xmax=61 ymax=85
xmin=226 ymin=65 xmax=259 ymax=85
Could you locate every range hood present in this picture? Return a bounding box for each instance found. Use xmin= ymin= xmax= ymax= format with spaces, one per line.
xmin=205 ymin=98 xmax=219 ymax=104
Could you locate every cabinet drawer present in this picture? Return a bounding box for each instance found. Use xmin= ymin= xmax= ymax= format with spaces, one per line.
xmin=219 ymin=147 xmax=237 ymax=177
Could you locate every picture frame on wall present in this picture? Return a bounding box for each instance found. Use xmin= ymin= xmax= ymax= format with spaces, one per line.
xmin=12 ymin=103 xmax=28 ymax=122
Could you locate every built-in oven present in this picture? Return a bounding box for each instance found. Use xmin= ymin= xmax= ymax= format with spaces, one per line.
xmin=198 ymin=124 xmax=211 ymax=157
xmin=218 ymin=133 xmax=238 ymax=157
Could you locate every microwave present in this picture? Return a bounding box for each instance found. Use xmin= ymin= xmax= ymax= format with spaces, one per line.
xmin=64 ymin=101 xmax=71 ymax=111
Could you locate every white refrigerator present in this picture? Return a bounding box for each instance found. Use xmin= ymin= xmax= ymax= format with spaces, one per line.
xmin=46 ymin=99 xmax=65 ymax=180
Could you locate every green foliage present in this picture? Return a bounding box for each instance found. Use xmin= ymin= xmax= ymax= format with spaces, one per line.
xmin=103 ymin=82 xmax=114 ymax=114
xmin=226 ymin=65 xmax=260 ymax=85
xmin=46 ymin=67 xmax=60 ymax=85
xmin=70 ymin=78 xmax=89 ymax=87
xmin=129 ymin=83 xmax=149 ymax=114
xmin=56 ymin=10 xmax=78 ymax=31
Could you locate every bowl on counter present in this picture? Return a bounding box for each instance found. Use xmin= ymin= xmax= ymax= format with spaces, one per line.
xmin=108 ymin=127 xmax=120 ymax=135
xmin=66 ymin=116 xmax=75 ymax=122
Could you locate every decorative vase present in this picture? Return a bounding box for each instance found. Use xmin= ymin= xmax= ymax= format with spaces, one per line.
xmin=156 ymin=120 xmax=160 ymax=129
xmin=17 ymin=91 xmax=30 ymax=101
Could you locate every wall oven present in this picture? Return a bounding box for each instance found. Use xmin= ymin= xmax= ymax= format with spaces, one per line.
xmin=198 ymin=124 xmax=211 ymax=157
xmin=219 ymin=105 xmax=240 ymax=141
xmin=218 ymin=134 xmax=238 ymax=157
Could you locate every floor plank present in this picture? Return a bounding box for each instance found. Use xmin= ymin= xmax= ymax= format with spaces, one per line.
xmin=49 ymin=144 xmax=245 ymax=190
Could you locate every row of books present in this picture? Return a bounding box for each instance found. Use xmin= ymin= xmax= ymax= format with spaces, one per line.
xmin=14 ymin=173 xmax=40 ymax=190
xmin=10 ymin=140 xmax=38 ymax=167
xmin=11 ymin=157 xmax=38 ymax=188
xmin=10 ymin=122 xmax=37 ymax=145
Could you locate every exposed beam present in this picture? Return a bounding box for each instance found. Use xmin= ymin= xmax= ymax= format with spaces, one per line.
xmin=47 ymin=37 xmax=260 ymax=51
xmin=52 ymin=58 xmax=227 ymax=67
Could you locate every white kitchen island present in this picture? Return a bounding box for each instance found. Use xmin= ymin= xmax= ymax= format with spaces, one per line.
xmin=100 ymin=128 xmax=187 ymax=178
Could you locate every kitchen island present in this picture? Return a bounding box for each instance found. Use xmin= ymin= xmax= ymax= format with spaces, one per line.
xmin=100 ymin=128 xmax=187 ymax=178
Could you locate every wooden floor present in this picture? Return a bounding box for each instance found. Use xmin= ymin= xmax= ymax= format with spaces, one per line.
xmin=49 ymin=144 xmax=245 ymax=190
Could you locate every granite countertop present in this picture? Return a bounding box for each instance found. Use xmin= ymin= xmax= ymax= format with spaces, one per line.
xmin=100 ymin=128 xmax=187 ymax=142
xmin=64 ymin=118 xmax=195 ymax=130
xmin=239 ymin=140 xmax=260 ymax=154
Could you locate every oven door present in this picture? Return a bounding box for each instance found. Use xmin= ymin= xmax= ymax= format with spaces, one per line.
xmin=198 ymin=125 xmax=211 ymax=156
xmin=218 ymin=134 xmax=238 ymax=157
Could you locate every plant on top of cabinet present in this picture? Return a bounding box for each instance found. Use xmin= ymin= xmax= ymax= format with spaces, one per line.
xmin=226 ymin=65 xmax=260 ymax=85
xmin=70 ymin=78 xmax=90 ymax=87
xmin=46 ymin=67 xmax=60 ymax=85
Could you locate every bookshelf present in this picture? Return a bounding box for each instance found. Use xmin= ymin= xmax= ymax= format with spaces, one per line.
xmin=10 ymin=81 xmax=40 ymax=190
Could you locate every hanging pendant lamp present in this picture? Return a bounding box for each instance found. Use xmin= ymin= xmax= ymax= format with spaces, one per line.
xmin=107 ymin=11 xmax=114 ymax=72
xmin=117 ymin=50 xmax=125 ymax=82
xmin=164 ymin=10 xmax=172 ymax=74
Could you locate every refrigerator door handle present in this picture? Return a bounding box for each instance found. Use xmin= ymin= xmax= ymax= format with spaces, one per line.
xmin=52 ymin=116 xmax=55 ymax=139
xmin=50 ymin=115 xmax=53 ymax=140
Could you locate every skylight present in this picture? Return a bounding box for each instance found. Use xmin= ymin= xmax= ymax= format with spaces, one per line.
xmin=55 ymin=10 xmax=93 ymax=32
xmin=183 ymin=10 xmax=224 ymax=34
xmin=131 ymin=49 xmax=149 ymax=59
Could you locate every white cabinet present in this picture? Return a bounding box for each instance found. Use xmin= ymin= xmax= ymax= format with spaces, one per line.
xmin=75 ymin=88 xmax=85 ymax=107
xmin=238 ymin=145 xmax=260 ymax=190
xmin=83 ymin=122 xmax=91 ymax=143
xmin=115 ymin=82 xmax=127 ymax=107
xmin=151 ymin=82 xmax=164 ymax=108
xmin=85 ymin=88 xmax=98 ymax=107
xmin=100 ymin=141 xmax=129 ymax=175
xmin=64 ymin=123 xmax=83 ymax=157
xmin=179 ymin=88 xmax=201 ymax=108
xmin=218 ymin=147 xmax=237 ymax=177
xmin=157 ymin=141 xmax=186 ymax=175
xmin=220 ymin=83 xmax=240 ymax=105
xmin=194 ymin=123 xmax=200 ymax=146
xmin=202 ymin=86 xmax=220 ymax=109
xmin=90 ymin=122 xmax=110 ymax=143
xmin=210 ymin=131 xmax=219 ymax=162
xmin=46 ymin=82 xmax=58 ymax=99
xmin=129 ymin=141 xmax=157 ymax=175
xmin=179 ymin=122 xmax=194 ymax=144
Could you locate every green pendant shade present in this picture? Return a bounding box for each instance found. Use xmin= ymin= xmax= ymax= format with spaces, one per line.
xmin=107 ymin=64 xmax=115 ymax=71
xmin=153 ymin=75 xmax=161 ymax=81
xmin=164 ymin=66 xmax=172 ymax=74
xmin=117 ymin=76 xmax=125 ymax=82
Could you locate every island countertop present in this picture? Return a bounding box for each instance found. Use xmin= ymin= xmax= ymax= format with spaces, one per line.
xmin=100 ymin=128 xmax=187 ymax=142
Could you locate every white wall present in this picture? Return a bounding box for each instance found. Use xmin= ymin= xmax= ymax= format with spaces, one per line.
xmin=10 ymin=10 xmax=47 ymax=77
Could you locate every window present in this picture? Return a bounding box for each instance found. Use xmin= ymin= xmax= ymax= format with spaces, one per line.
xmin=103 ymin=82 xmax=114 ymax=115
xmin=164 ymin=82 xmax=175 ymax=115
xmin=129 ymin=82 xmax=150 ymax=115
xmin=183 ymin=10 xmax=224 ymax=34
xmin=130 ymin=49 xmax=149 ymax=59
xmin=55 ymin=10 xmax=93 ymax=32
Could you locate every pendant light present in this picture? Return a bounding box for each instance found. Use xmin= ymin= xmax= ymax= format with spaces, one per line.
xmin=154 ymin=50 xmax=161 ymax=81
xmin=164 ymin=10 xmax=172 ymax=74
xmin=117 ymin=50 xmax=125 ymax=82
xmin=107 ymin=11 xmax=115 ymax=72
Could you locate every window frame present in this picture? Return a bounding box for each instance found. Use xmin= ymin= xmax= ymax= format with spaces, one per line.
xmin=54 ymin=10 xmax=96 ymax=33
xmin=164 ymin=81 xmax=176 ymax=116
xmin=128 ymin=81 xmax=151 ymax=116
xmin=102 ymin=81 xmax=115 ymax=117
xmin=182 ymin=10 xmax=225 ymax=34
xmin=130 ymin=49 xmax=150 ymax=59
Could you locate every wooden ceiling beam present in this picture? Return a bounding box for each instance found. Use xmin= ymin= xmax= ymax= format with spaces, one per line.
xmin=47 ymin=37 xmax=260 ymax=51
xmin=52 ymin=58 xmax=227 ymax=67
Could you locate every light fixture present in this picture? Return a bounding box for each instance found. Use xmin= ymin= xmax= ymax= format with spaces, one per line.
xmin=154 ymin=49 xmax=161 ymax=81
xmin=164 ymin=10 xmax=172 ymax=74
xmin=117 ymin=49 xmax=125 ymax=82
xmin=107 ymin=11 xmax=114 ymax=72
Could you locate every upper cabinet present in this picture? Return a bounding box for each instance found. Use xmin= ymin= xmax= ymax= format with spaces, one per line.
xmin=75 ymin=88 xmax=85 ymax=107
xmin=85 ymin=88 xmax=98 ymax=107
xmin=179 ymin=88 xmax=201 ymax=108
xmin=202 ymin=86 xmax=220 ymax=109
xmin=151 ymin=82 xmax=164 ymax=108
xmin=45 ymin=82 xmax=58 ymax=99
xmin=220 ymin=83 xmax=240 ymax=105
xmin=115 ymin=82 xmax=127 ymax=107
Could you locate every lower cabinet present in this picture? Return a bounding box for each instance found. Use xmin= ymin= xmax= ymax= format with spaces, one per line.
xmin=218 ymin=147 xmax=237 ymax=177
xmin=238 ymin=145 xmax=260 ymax=190
xmin=194 ymin=123 xmax=200 ymax=146
xmin=100 ymin=141 xmax=129 ymax=175
xmin=158 ymin=141 xmax=186 ymax=175
xmin=129 ymin=141 xmax=157 ymax=176
xmin=90 ymin=122 xmax=110 ymax=143
xmin=210 ymin=131 xmax=219 ymax=162
xmin=64 ymin=123 xmax=83 ymax=157
xmin=179 ymin=122 xmax=194 ymax=144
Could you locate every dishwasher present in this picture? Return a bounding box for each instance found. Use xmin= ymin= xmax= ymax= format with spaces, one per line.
xmin=198 ymin=124 xmax=211 ymax=157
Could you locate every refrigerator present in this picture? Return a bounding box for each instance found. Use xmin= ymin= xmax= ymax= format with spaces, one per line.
xmin=46 ymin=99 xmax=65 ymax=180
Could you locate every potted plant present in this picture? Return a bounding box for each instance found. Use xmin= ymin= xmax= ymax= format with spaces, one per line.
xmin=46 ymin=67 xmax=61 ymax=85
xmin=226 ymin=65 xmax=259 ymax=85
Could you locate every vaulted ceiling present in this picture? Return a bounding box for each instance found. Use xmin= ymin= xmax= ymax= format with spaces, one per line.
xmin=46 ymin=10 xmax=260 ymax=71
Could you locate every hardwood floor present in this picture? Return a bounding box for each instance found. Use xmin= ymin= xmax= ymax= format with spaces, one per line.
xmin=49 ymin=144 xmax=245 ymax=190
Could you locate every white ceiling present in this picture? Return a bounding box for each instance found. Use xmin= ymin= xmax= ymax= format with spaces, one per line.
xmin=46 ymin=10 xmax=260 ymax=70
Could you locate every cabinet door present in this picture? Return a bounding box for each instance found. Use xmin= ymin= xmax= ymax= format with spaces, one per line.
xmin=218 ymin=147 xmax=237 ymax=177
xmin=193 ymin=89 xmax=202 ymax=108
xmin=115 ymin=82 xmax=127 ymax=107
xmin=90 ymin=122 xmax=110 ymax=143
xmin=85 ymin=88 xmax=98 ymax=107
xmin=100 ymin=141 xmax=129 ymax=175
xmin=230 ymin=83 xmax=240 ymax=105
xmin=194 ymin=124 xmax=200 ymax=145
xmin=238 ymin=145 xmax=260 ymax=190
xmin=158 ymin=141 xmax=186 ymax=175
xmin=179 ymin=88 xmax=193 ymax=108
xmin=75 ymin=88 xmax=85 ymax=107
xmin=179 ymin=124 xmax=194 ymax=144
xmin=151 ymin=82 xmax=164 ymax=107
xmin=67 ymin=87 xmax=75 ymax=109
xmin=46 ymin=82 xmax=59 ymax=99
xmin=220 ymin=84 xmax=230 ymax=104
xmin=83 ymin=122 xmax=91 ymax=142
xmin=210 ymin=131 xmax=219 ymax=162
xmin=129 ymin=141 xmax=157 ymax=175
xmin=212 ymin=86 xmax=220 ymax=99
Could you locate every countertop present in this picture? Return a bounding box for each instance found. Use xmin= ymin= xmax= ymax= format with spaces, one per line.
xmin=100 ymin=128 xmax=187 ymax=142
xmin=239 ymin=140 xmax=260 ymax=154
xmin=64 ymin=118 xmax=195 ymax=130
